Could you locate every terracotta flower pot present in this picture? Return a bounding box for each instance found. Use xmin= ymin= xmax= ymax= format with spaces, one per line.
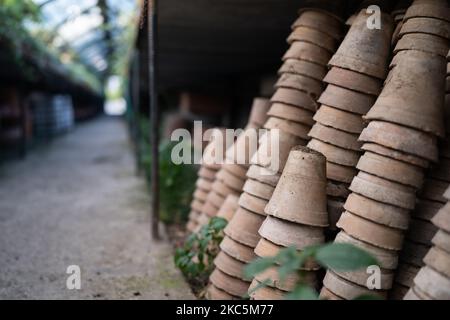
xmin=202 ymin=128 xmax=231 ymax=169
xmin=361 ymin=143 xmax=430 ymax=169
xmin=337 ymin=211 xmax=404 ymax=250
xmin=320 ymin=287 xmax=343 ymax=300
xmin=308 ymin=122 xmax=362 ymax=151
xmin=196 ymin=212 xmax=211 ymax=228
xmin=432 ymin=230 xmax=450 ymax=254
xmin=217 ymin=194 xmax=239 ymax=222
xmin=206 ymin=191 xmax=226 ymax=209
xmin=271 ymin=87 xmax=318 ymax=112
xmin=220 ymin=235 xmax=257 ymax=264
xmin=186 ymin=220 xmax=198 ymax=233
xmin=214 ymin=251 xmax=246 ymax=280
xmin=365 ymin=51 xmax=446 ymax=137
xmin=329 ymin=10 xmax=394 ymax=79
xmin=307 ymin=138 xmax=361 ymax=167
xmin=278 ymin=59 xmax=328 ymax=81
xmin=206 ymin=284 xmax=238 ymax=300
xmin=246 ymin=164 xmax=281 ymax=187
xmin=413 ymin=267 xmax=450 ymax=300
xmin=406 ymin=218 xmax=437 ymax=245
xmin=399 ymin=17 xmax=450 ymax=40
xmin=356 ymin=151 xmax=425 ymax=189
xmin=359 ymin=121 xmax=438 ymax=162
xmin=258 ymin=216 xmax=325 ymax=250
xmin=334 ymin=268 xmax=394 ymax=290
xmin=248 ymin=279 xmax=286 ymax=300
xmin=263 ymin=116 xmax=311 ymax=141
xmin=225 ymin=207 xmax=266 ymax=247
xmin=318 ymin=84 xmax=376 ymax=115
xmin=238 ymin=192 xmax=268 ymax=216
xmin=403 ymin=3 xmax=450 ymax=22
xmin=251 ymin=130 xmax=305 ymax=173
xmin=400 ymin=240 xmax=429 ymax=267
xmin=193 ymin=189 xmax=208 ymax=202
xmin=393 ymin=263 xmax=420 ymax=287
xmin=424 ymin=247 xmax=450 ymax=278
xmin=419 ymin=178 xmax=448 ymax=204
xmin=191 ymin=199 xmax=204 ymax=212
xmin=344 ymin=193 xmax=410 ymax=230
xmin=391 ymin=21 xmax=403 ymax=47
xmin=413 ymin=199 xmax=443 ymax=222
xmin=198 ymin=167 xmax=217 ymax=181
xmin=288 ymin=26 xmax=338 ymax=53
xmin=196 ymin=178 xmax=213 ymax=192
xmin=265 ymin=146 xmax=328 ymax=227
xmin=432 ymin=202 xmax=450 ymax=233
xmin=247 ymin=98 xmax=271 ymax=128
xmin=327 ymin=180 xmax=351 ymax=198
xmin=275 ymin=73 xmax=324 ymax=100
xmin=243 ymin=178 xmax=275 ymax=201
xmin=226 ymin=127 xmax=262 ymax=167
xmin=323 ymin=67 xmax=382 ymax=96
xmin=202 ymin=201 xmax=219 ymax=218
xmin=314 ymin=105 xmax=365 ymax=134
xmin=210 ymin=268 xmax=250 ymax=298
xmin=292 ymin=8 xmax=343 ymax=36
xmin=350 ymin=171 xmax=417 ymax=210
xmin=394 ymin=33 xmax=449 ymax=58
xmin=221 ymin=163 xmax=248 ymax=180
xmin=255 ymin=267 xmax=317 ymax=292
xmin=335 ymin=231 xmax=399 ymax=270
xmin=189 ymin=210 xmax=200 ymax=221
xmin=211 ymin=179 xmax=235 ymax=198
xmin=283 ymin=41 xmax=332 ymax=66
xmin=323 ymin=271 xmax=387 ymax=300
xmin=267 ymin=103 xmax=315 ymax=126
xmin=217 ymin=168 xmax=246 ymax=192
xmin=326 ymin=161 xmax=358 ymax=184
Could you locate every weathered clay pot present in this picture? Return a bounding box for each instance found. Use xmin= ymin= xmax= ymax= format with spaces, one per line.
xmin=356 ymin=151 xmax=425 ymax=189
xmin=318 ymin=84 xmax=376 ymax=115
xmin=207 ymin=191 xmax=226 ymax=209
xmin=314 ymin=105 xmax=365 ymax=134
xmin=394 ymin=263 xmax=420 ymax=287
xmin=217 ymin=194 xmax=239 ymax=222
xmin=327 ymin=180 xmax=351 ymax=198
xmin=221 ymin=163 xmax=248 ymax=180
xmin=413 ymin=266 xmax=450 ymax=300
xmin=329 ymin=10 xmax=394 ymax=79
xmin=247 ymin=97 xmax=271 ymax=128
xmin=189 ymin=210 xmax=199 ymax=221
xmin=335 ymin=231 xmax=399 ymax=270
xmin=361 ymin=143 xmax=430 ymax=169
xmin=267 ymin=103 xmax=314 ymax=126
xmin=248 ymin=279 xmax=286 ymax=300
xmin=399 ymin=17 xmax=450 ymax=40
xmin=320 ymin=287 xmax=344 ymax=300
xmin=337 ymin=211 xmax=404 ymax=251
xmin=359 ymin=121 xmax=438 ymax=162
xmin=202 ymin=128 xmax=231 ymax=169
xmin=243 ymin=179 xmax=275 ymax=201
xmin=424 ymin=247 xmax=450 ymax=278
xmin=307 ymin=138 xmax=361 ymax=167
xmin=419 ymin=178 xmax=448 ymax=203
xmin=210 ymin=268 xmax=250 ymax=298
xmin=212 ymin=179 xmax=236 ymax=198
xmin=278 ymin=59 xmax=328 ymax=81
xmin=214 ymin=251 xmax=246 ymax=280
xmin=264 ymin=116 xmax=311 ymax=141
xmin=400 ymin=240 xmax=429 ymax=267
xmin=391 ymin=21 xmax=403 ymax=47
xmin=275 ymin=73 xmax=324 ymax=100
xmin=246 ymin=164 xmax=281 ymax=187
xmin=191 ymin=199 xmax=204 ymax=212
xmin=413 ymin=199 xmax=443 ymax=222
xmin=404 ymin=3 xmax=450 ymax=22
xmin=206 ymin=284 xmax=238 ymax=300
xmin=365 ymin=51 xmax=446 ymax=137
xmin=432 ymin=230 xmax=450 ymax=254
xmin=432 ymin=202 xmax=450 ymax=233
xmin=225 ymin=207 xmax=266 ymax=247
xmin=265 ymin=146 xmax=328 ymax=227
xmin=328 ymin=199 xmax=345 ymax=231
xmin=198 ymin=167 xmax=217 ymax=181
xmin=196 ymin=212 xmax=211 ymax=228
xmin=350 ymin=171 xmax=417 ymax=210
xmin=326 ymin=162 xmax=358 ymax=184
xmin=238 ymin=192 xmax=268 ymax=216
xmin=283 ymin=41 xmax=332 ymax=66
xmin=271 ymin=87 xmax=318 ymax=112
xmin=288 ymin=26 xmax=338 ymax=52
xmin=255 ymin=267 xmax=317 ymax=292
xmin=258 ymin=216 xmax=325 ymax=250
xmin=194 ymin=189 xmax=208 ymax=202
xmin=344 ymin=193 xmax=410 ymax=230
xmin=394 ymin=33 xmax=449 ymax=58
xmin=186 ymin=220 xmax=198 ymax=233
xmin=334 ymin=268 xmax=394 ymax=290
xmin=196 ymin=178 xmax=213 ymax=192
xmin=220 ymin=235 xmax=257 ymax=264
xmin=308 ymin=123 xmax=362 ymax=151
xmin=225 ymin=127 xmax=261 ymax=167
xmin=323 ymin=271 xmax=387 ymax=300
xmin=202 ymin=201 xmax=219 ymax=218
xmin=292 ymin=9 xmax=343 ymax=40
xmin=251 ymin=130 xmax=305 ymax=173
xmin=406 ymin=218 xmax=437 ymax=245
xmin=323 ymin=67 xmax=382 ymax=96
xmin=217 ymin=168 xmax=246 ymax=192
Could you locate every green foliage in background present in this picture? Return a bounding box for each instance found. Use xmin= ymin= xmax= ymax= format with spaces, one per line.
xmin=139 ymin=117 xmax=197 ymax=224
xmin=245 ymin=242 xmax=380 ymax=300
xmin=175 ymin=217 xmax=227 ymax=281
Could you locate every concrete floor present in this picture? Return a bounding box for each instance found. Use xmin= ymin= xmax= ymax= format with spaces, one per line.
xmin=0 ymin=117 xmax=194 ymax=300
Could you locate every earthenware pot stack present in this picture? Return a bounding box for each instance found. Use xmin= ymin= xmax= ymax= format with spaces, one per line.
xmin=391 ymin=0 xmax=411 ymax=46
xmin=249 ymin=147 xmax=327 ymax=300
xmin=207 ymin=6 xmax=344 ymax=300
xmin=195 ymin=98 xmax=270 ymax=230
xmin=187 ymin=128 xmax=228 ymax=232
xmin=320 ymin=1 xmax=448 ymax=300
xmin=403 ymin=186 xmax=450 ymax=300
xmin=307 ymin=10 xmax=393 ymax=232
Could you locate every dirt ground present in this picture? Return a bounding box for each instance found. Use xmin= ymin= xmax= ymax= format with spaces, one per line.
xmin=0 ymin=116 xmax=194 ymax=300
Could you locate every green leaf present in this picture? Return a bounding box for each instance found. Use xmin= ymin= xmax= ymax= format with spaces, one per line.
xmin=286 ymin=284 xmax=319 ymax=300
xmin=209 ymin=217 xmax=227 ymax=230
xmin=243 ymin=257 xmax=277 ymax=280
xmin=315 ymin=243 xmax=378 ymax=271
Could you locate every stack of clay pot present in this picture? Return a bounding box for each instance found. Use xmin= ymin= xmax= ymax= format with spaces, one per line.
xmin=194 ymin=98 xmax=270 ymax=230
xmin=249 ymin=147 xmax=327 ymax=300
xmin=404 ymin=186 xmax=450 ymax=300
xmin=207 ymin=6 xmax=344 ymax=300
xmin=307 ymin=10 xmax=393 ymax=232
xmin=391 ymin=0 xmax=411 ymax=46
xmin=320 ymin=0 xmax=448 ymax=300
xmin=187 ymin=128 xmax=228 ymax=232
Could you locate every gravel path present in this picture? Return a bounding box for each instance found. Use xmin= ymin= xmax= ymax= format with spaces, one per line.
xmin=0 ymin=117 xmax=194 ymax=300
